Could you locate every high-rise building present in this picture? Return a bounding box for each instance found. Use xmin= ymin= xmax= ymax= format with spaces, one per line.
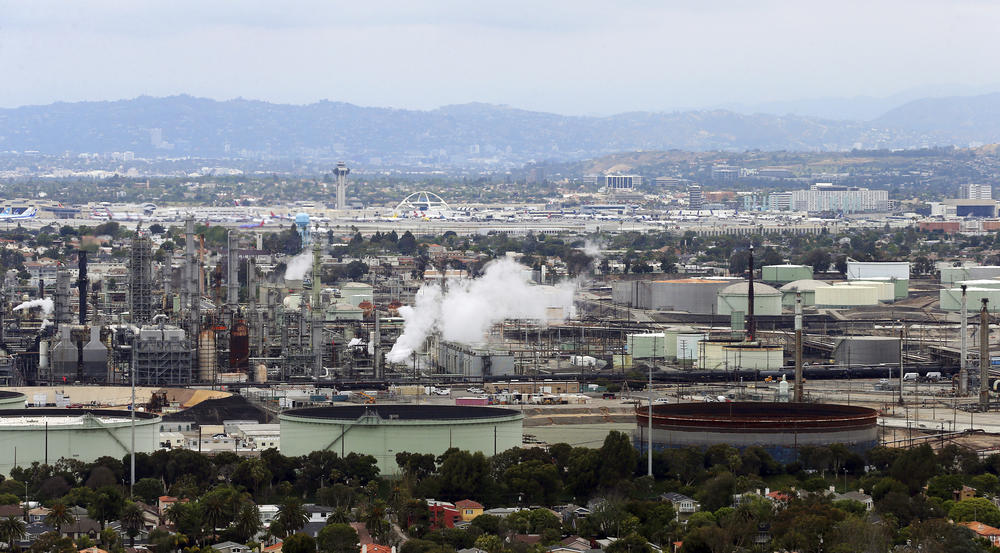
xmin=789 ymin=183 xmax=888 ymax=213
xmin=688 ymin=184 xmax=704 ymax=210
xmin=603 ymin=175 xmax=643 ymax=201
xmin=960 ymin=183 xmax=993 ymax=200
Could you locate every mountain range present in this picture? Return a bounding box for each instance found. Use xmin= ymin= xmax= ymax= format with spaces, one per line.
xmin=3 ymin=93 xmax=1000 ymax=166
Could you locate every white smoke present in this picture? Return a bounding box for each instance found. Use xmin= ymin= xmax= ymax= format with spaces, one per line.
xmin=13 ymin=298 xmax=54 ymax=315
xmin=387 ymin=258 xmax=576 ymax=363
xmin=582 ymin=239 xmax=604 ymax=259
xmin=284 ymin=251 xmax=313 ymax=281
xmin=40 ymin=319 xmax=54 ymax=330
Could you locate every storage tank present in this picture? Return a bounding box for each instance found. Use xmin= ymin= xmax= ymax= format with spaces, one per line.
xmin=627 ymin=333 xmax=667 ymax=360
xmin=834 ymin=336 xmax=901 ymax=366
xmin=846 ymin=261 xmax=909 ymax=281
xmin=81 ymin=326 xmax=108 ymax=382
xmin=229 ymin=319 xmax=250 ymax=373
xmin=341 ymin=282 xmax=374 ymax=308
xmin=280 ymin=405 xmax=523 ymax=475
xmin=0 ymin=392 xmax=26 ymax=410
xmin=716 ymin=281 xmax=782 ymax=317
xmin=614 ymin=278 xmax=734 ymax=313
xmin=834 ymin=281 xmax=894 ymax=301
xmin=942 ymin=266 xmax=1000 ymax=285
xmin=0 ymin=409 xmax=161 ymax=475
xmin=954 ymin=279 xmax=1000 ymax=290
xmin=940 ymin=287 xmax=1000 ymax=311
xmin=814 ymin=285 xmax=880 ymax=307
xmin=636 ymin=402 xmax=878 ymax=464
xmin=676 ymin=333 xmax=705 ymax=362
xmin=198 ymin=327 xmax=217 ymax=382
xmin=761 ymin=264 xmax=813 ymax=285
xmin=780 ymin=279 xmax=830 ymax=307
xmin=700 ymin=340 xmax=783 ymax=370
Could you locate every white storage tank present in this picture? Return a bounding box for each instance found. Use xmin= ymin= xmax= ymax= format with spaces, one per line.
xmin=834 ymin=281 xmax=894 ymax=302
xmin=700 ymin=340 xmax=783 ymax=370
xmin=814 ymin=285 xmax=880 ymax=307
xmin=341 ymin=282 xmax=374 ymax=308
xmin=0 ymin=409 xmax=161 ymax=476
xmin=717 ymin=281 xmax=782 ymax=316
xmin=676 ymin=333 xmax=705 ymax=362
xmin=940 ymin=287 xmax=1000 ymax=311
xmin=0 ymin=392 xmax=26 ymax=410
xmin=627 ymin=333 xmax=667 ymax=360
xmin=846 ymin=261 xmax=909 ymax=281
xmin=780 ymin=280 xmax=830 ymax=307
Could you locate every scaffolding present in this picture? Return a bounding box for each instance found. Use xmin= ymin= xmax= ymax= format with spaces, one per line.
xmin=132 ymin=325 xmax=194 ymax=386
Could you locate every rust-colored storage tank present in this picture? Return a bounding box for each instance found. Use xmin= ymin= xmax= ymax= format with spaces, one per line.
xmin=229 ymin=319 xmax=250 ymax=373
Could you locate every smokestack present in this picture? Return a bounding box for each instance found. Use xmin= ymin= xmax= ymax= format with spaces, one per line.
xmin=794 ymin=291 xmax=803 ymax=402
xmin=746 ymin=244 xmax=755 ymax=342
xmin=78 ymin=251 xmax=88 ymax=325
xmin=982 ymin=298 xmax=990 ymax=409
xmin=38 ymin=279 xmax=44 ymax=300
xmin=961 ymin=284 xmax=969 ymax=396
xmin=227 ymin=231 xmax=239 ymax=316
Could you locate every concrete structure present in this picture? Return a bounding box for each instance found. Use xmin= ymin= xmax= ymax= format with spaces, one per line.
xmin=944 ymin=199 xmax=999 ymax=217
xmin=960 ymin=183 xmax=993 ymax=200
xmin=790 ymin=183 xmax=889 ymax=213
xmin=602 ymin=175 xmax=643 ymax=201
xmin=335 ymin=162 xmax=351 ymax=211
xmin=341 ymin=282 xmax=374 ymax=308
xmin=612 ymin=278 xmax=733 ymax=313
xmin=779 ymin=279 xmax=830 ymax=307
xmin=279 ymin=405 xmax=523 ymax=475
xmin=436 ymin=342 xmax=516 ymax=377
xmin=0 ymin=409 xmax=161 ymax=475
xmin=761 ymin=265 xmax=812 ymax=285
xmin=635 ymin=402 xmax=878 ymax=463
xmin=716 ymin=281 xmax=782 ymax=317
xmin=833 ymin=336 xmax=901 ymax=366
xmin=0 ymin=392 xmax=26 ymax=409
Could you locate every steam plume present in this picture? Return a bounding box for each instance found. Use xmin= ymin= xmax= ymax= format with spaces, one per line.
xmin=387 ymin=258 xmax=576 ymax=363
xmin=13 ymin=298 xmax=54 ymax=315
xmin=284 ymin=251 xmax=313 ymax=281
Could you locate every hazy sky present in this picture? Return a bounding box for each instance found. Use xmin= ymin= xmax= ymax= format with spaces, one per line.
xmin=1 ymin=0 xmax=999 ymax=115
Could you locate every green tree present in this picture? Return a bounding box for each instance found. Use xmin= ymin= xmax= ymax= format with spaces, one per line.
xmin=473 ymin=535 xmax=503 ymax=553
xmin=317 ymin=523 xmax=359 ymax=553
xmin=45 ymin=503 xmax=75 ymax=536
xmin=0 ymin=516 xmax=26 ymax=552
xmin=949 ymin=497 xmax=1000 ymax=526
xmin=398 ymin=232 xmax=418 ymax=255
xmin=233 ymin=502 xmax=262 ymax=543
xmin=89 ymin=486 xmax=124 ymax=530
xmin=606 ymin=533 xmax=652 ymax=553
xmin=120 ymin=502 xmax=144 ymax=547
xmin=283 ymin=533 xmax=317 ymax=553
xmin=132 ymin=477 xmax=164 ymax=505
xmin=274 ymin=499 xmax=309 ymax=539
xmin=599 ymin=432 xmax=639 ymax=488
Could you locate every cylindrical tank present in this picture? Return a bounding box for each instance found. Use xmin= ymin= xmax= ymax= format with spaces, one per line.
xmin=815 ymin=285 xmax=880 ymax=307
xmin=636 ymin=402 xmax=878 ymax=464
xmin=229 ymin=320 xmax=250 ymax=373
xmin=717 ymin=281 xmax=782 ymax=316
xmin=82 ymin=326 xmax=108 ymax=382
xmin=0 ymin=409 xmax=161 ymax=475
xmin=780 ymin=279 xmax=830 ymax=307
xmin=761 ymin=264 xmax=813 ymax=285
xmin=198 ymin=327 xmax=217 ymax=382
xmin=0 ymin=392 xmax=27 ymax=410
xmin=280 ymin=405 xmax=523 ymax=475
xmin=38 ymin=341 xmax=49 ymax=371
xmin=254 ymin=364 xmax=267 ymax=383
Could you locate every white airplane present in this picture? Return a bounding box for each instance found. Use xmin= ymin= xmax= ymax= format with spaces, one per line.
xmin=0 ymin=207 xmax=37 ymax=220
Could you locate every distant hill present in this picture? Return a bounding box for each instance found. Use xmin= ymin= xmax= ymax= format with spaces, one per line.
xmin=1 ymin=94 xmax=1000 ymax=165
xmin=873 ymin=92 xmax=1000 ymax=143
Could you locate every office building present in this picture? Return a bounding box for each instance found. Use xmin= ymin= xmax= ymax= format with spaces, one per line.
xmin=960 ymin=183 xmax=993 ymax=200
xmin=789 ymin=183 xmax=888 ymax=213
xmin=688 ymin=184 xmax=704 ymax=210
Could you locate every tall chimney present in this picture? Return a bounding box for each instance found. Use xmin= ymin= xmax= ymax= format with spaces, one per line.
xmin=746 ymin=244 xmax=755 ymax=342
xmin=77 ymin=251 xmax=88 ymax=325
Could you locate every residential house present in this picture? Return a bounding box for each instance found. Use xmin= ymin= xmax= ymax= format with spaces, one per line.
xmin=455 ymin=500 xmax=484 ymax=522
xmin=660 ymin=493 xmax=700 ymax=516
xmin=552 ymin=505 xmax=591 ymax=526
xmin=211 ymin=542 xmax=250 ymax=553
xmin=60 ymin=516 xmax=102 ymax=540
xmin=955 ymin=485 xmax=977 ymax=502
xmin=360 ymin=545 xmax=394 ymax=553
xmin=833 ymin=489 xmax=874 ymax=511
xmin=79 ymin=547 xmax=109 ymax=553
xmin=0 ymin=505 xmax=23 ymax=520
xmin=28 ymin=506 xmax=51 ymax=523
xmin=483 ymin=507 xmax=527 ymax=518
xmin=546 ymin=536 xmax=596 ymax=553
xmin=427 ymin=500 xmax=461 ymax=530
xmin=158 ymin=496 xmax=181 ymax=518
xmin=262 ymin=543 xmax=283 ymax=553
xmin=962 ymin=521 xmax=1000 ymax=547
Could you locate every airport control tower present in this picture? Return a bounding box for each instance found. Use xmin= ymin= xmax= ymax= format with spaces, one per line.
xmin=335 ymin=161 xmax=350 ymax=210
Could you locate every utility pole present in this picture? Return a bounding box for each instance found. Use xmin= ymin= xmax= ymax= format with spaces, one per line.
xmin=981 ymin=298 xmax=990 ymax=410
xmin=648 ymin=334 xmax=654 ymax=477
xmin=898 ymin=322 xmax=904 ymax=405
xmin=794 ymin=292 xmax=803 ymax=402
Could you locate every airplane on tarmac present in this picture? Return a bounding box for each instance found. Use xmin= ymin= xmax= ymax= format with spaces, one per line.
xmin=0 ymin=207 xmax=37 ymax=220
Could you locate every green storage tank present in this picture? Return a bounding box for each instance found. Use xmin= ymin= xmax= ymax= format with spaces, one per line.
xmin=762 ymin=265 xmax=813 ymax=285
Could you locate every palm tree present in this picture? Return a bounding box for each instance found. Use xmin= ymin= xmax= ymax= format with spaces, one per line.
xmin=45 ymin=504 xmax=75 ymax=537
xmin=0 ymin=517 xmax=26 ymax=552
xmin=326 ymin=508 xmax=352 ymax=524
xmin=273 ymin=499 xmax=308 ymax=539
xmin=200 ymin=494 xmax=228 ymax=540
xmin=233 ymin=503 xmax=262 ymax=543
xmin=120 ymin=502 xmax=144 ymax=548
xmin=363 ymin=501 xmax=390 ymax=545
